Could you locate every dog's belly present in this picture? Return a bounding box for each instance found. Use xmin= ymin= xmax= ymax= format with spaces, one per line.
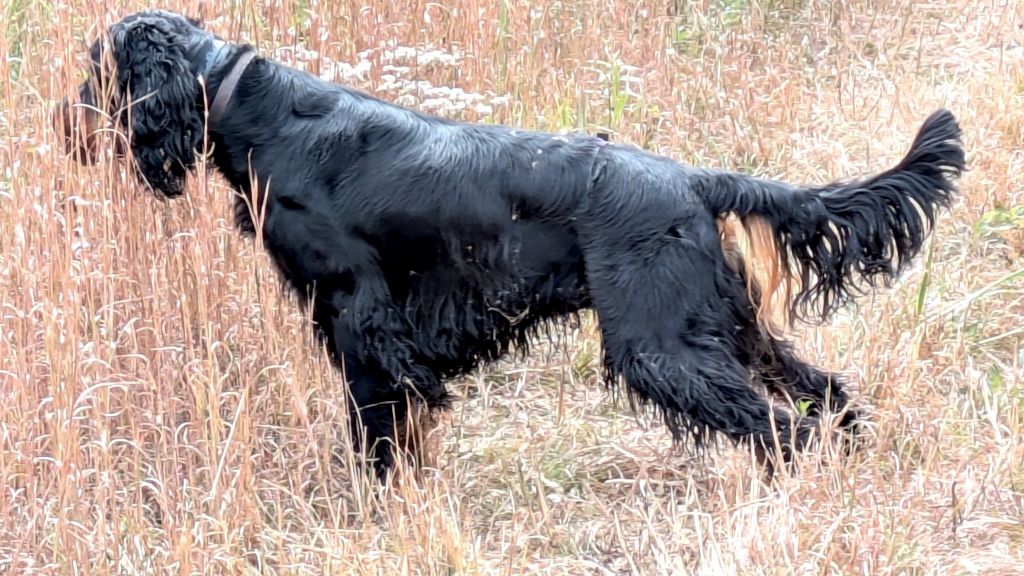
xmin=378 ymin=218 xmax=588 ymax=375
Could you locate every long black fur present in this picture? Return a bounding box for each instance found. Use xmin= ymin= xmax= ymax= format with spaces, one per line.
xmin=63 ymin=10 xmax=966 ymax=479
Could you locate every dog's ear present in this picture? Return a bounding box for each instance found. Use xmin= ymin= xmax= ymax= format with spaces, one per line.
xmin=109 ymin=17 xmax=204 ymax=197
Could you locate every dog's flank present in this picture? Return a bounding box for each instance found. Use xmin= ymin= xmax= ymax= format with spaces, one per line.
xmin=60 ymin=10 xmax=965 ymax=482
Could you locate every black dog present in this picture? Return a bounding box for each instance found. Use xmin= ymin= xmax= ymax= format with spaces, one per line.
xmin=59 ymin=10 xmax=965 ymax=479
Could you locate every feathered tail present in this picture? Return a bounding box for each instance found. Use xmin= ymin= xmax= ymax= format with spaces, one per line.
xmin=699 ymin=109 xmax=965 ymax=329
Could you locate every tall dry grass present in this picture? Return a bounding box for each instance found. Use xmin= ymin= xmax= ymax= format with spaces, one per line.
xmin=1 ymin=0 xmax=1022 ymax=574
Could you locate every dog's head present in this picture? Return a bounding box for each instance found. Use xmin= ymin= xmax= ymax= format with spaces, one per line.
xmin=57 ymin=10 xmax=226 ymax=197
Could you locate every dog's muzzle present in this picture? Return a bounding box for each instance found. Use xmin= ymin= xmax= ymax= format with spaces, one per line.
xmin=55 ymin=96 xmax=104 ymax=164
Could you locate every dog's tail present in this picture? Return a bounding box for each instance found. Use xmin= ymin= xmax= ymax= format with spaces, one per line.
xmin=698 ymin=109 xmax=965 ymax=331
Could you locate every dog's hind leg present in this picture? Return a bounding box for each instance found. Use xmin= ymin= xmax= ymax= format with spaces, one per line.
xmin=754 ymin=336 xmax=861 ymax=429
xmin=576 ymin=181 xmax=818 ymax=466
xmin=718 ymin=217 xmax=862 ymax=436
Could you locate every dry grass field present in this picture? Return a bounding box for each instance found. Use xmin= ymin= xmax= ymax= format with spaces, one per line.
xmin=2 ymin=0 xmax=1023 ymax=574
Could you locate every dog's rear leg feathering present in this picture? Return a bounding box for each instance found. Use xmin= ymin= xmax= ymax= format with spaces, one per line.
xmin=701 ymin=108 xmax=966 ymax=326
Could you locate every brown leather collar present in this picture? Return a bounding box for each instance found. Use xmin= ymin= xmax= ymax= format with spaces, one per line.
xmin=210 ymin=51 xmax=256 ymax=122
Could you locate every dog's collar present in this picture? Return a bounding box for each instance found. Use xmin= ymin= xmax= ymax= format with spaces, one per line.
xmin=209 ymin=50 xmax=256 ymax=122
xmin=196 ymin=38 xmax=256 ymax=123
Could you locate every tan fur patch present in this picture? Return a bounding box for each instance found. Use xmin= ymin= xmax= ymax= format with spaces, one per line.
xmin=718 ymin=215 xmax=797 ymax=337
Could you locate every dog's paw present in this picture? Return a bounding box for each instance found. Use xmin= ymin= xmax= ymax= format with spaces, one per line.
xmin=833 ymin=407 xmax=870 ymax=456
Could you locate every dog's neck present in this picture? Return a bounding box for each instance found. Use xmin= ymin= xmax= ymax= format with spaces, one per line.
xmin=191 ymin=38 xmax=257 ymax=123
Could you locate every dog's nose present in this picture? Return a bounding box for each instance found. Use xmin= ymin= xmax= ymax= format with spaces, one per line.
xmin=54 ymin=97 xmax=76 ymax=152
xmin=54 ymin=97 xmax=70 ymax=135
xmin=55 ymin=96 xmax=99 ymax=164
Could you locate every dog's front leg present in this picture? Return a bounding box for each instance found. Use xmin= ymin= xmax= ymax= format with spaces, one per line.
xmin=310 ymin=282 xmax=438 ymax=482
